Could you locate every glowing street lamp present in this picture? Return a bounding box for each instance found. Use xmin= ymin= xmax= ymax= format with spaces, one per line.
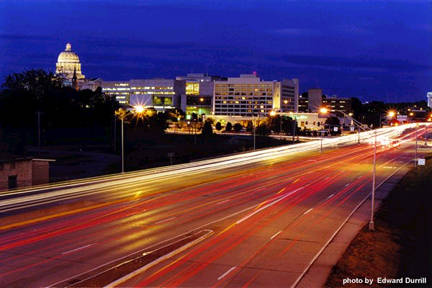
xmin=133 ymin=105 xmax=145 ymax=114
xmin=387 ymin=110 xmax=396 ymax=118
xmin=270 ymin=110 xmax=276 ymax=117
xmin=319 ymin=107 xmax=329 ymax=114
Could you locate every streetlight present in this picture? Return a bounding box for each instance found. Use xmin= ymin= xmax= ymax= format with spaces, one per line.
xmin=115 ymin=108 xmax=127 ymax=173
xmin=319 ymin=107 xmax=329 ymax=114
xmin=415 ymin=123 xmax=419 ymax=168
xmin=369 ymin=130 xmax=377 ymax=231
xmin=115 ymin=105 xmax=146 ymax=173
xmin=387 ymin=110 xmax=396 ymax=118
xmin=319 ymin=107 xmax=329 ymax=153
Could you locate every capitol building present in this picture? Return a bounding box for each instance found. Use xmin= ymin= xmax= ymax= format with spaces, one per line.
xmin=55 ymin=43 xmax=85 ymax=80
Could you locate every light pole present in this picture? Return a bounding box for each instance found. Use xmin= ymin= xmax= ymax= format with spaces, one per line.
xmin=320 ymin=134 xmax=323 ymax=153
xmin=121 ymin=118 xmax=124 ymax=173
xmin=415 ymin=123 xmax=419 ymax=168
xmin=369 ymin=130 xmax=377 ymax=231
xmin=115 ymin=105 xmax=145 ymax=174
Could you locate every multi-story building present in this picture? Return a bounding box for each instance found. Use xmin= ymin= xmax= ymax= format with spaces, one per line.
xmin=274 ymin=79 xmax=299 ymax=113
xmin=129 ymin=79 xmax=184 ymax=110
xmin=428 ymin=92 xmax=432 ymax=109
xmin=298 ymin=92 xmax=309 ymax=113
xmin=308 ymin=88 xmax=323 ymax=112
xmin=101 ymin=81 xmax=131 ymax=105
xmin=213 ymin=74 xmax=280 ymax=117
xmin=176 ymin=73 xmax=225 ymax=118
xmin=322 ymin=95 xmax=352 ymax=115
xmin=298 ymin=89 xmax=322 ymax=113
xmin=101 ymin=79 xmax=185 ymax=109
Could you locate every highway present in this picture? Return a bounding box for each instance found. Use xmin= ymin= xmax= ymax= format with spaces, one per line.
xmin=0 ymin=124 xmax=428 ymax=287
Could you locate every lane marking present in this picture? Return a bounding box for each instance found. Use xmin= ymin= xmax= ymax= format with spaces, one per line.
xmin=236 ymin=187 xmax=304 ymax=224
xmin=344 ymin=183 xmax=350 ymax=187
xmin=62 ymin=243 xmax=94 ymax=255
xmin=327 ymin=194 xmax=335 ymax=199
xmin=303 ymin=208 xmax=313 ymax=215
xmin=290 ymin=161 xmax=408 ymax=288
xmin=271 ymin=230 xmax=282 ymax=240
xmin=104 ymin=230 xmax=214 ymax=288
xmin=217 ymin=266 xmax=237 ymax=281
xmin=216 ymin=200 xmax=230 ymax=205
xmin=155 ymin=217 xmax=176 ymax=225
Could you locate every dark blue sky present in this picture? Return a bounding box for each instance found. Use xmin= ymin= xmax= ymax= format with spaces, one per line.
xmin=1 ymin=0 xmax=431 ymax=102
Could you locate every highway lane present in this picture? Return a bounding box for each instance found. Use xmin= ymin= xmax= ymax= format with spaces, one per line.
xmin=0 ymin=125 xmax=427 ymax=287
xmin=117 ymin=144 xmax=413 ymax=288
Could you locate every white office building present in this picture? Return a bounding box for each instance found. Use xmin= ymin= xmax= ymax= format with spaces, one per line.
xmin=428 ymin=92 xmax=432 ymax=109
xmin=213 ymin=74 xmax=279 ymax=117
xmin=101 ymin=79 xmax=185 ymax=109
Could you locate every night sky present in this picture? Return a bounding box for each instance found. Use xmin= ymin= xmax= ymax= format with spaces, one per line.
xmin=1 ymin=0 xmax=431 ymax=102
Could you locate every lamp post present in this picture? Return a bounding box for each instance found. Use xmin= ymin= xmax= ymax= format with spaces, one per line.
xmin=415 ymin=123 xmax=419 ymax=168
xmin=369 ymin=130 xmax=377 ymax=231
xmin=121 ymin=117 xmax=124 ymax=173
xmin=115 ymin=105 xmax=145 ymax=173
xmin=319 ymin=107 xmax=329 ymax=153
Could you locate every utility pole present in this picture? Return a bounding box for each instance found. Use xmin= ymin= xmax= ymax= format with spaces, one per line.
xmin=320 ymin=134 xmax=323 ymax=153
xmin=415 ymin=124 xmax=418 ymax=168
xmin=121 ymin=118 xmax=124 ymax=173
xmin=369 ymin=130 xmax=377 ymax=231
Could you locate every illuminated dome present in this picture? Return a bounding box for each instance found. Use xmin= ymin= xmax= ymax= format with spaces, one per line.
xmin=55 ymin=43 xmax=85 ymax=80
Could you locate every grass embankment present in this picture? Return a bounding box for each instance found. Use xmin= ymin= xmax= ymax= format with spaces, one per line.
xmin=326 ymin=156 xmax=432 ymax=288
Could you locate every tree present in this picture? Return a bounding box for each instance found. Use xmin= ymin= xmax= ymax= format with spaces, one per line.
xmin=325 ymin=116 xmax=341 ymax=135
xmin=246 ymin=121 xmax=253 ymax=132
xmin=255 ymin=123 xmax=270 ymax=136
xmin=233 ymin=123 xmax=243 ymax=132
xmin=215 ymin=122 xmax=222 ymax=131
xmin=269 ymin=115 xmax=281 ymax=133
xmin=225 ymin=122 xmax=232 ymax=132
xmin=202 ymin=120 xmax=213 ymax=136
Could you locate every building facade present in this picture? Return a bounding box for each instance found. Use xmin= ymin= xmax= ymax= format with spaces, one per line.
xmin=274 ymin=79 xmax=299 ymax=113
xmin=176 ymin=73 xmax=225 ymax=118
xmin=129 ymin=79 xmax=184 ymax=110
xmin=213 ymin=74 xmax=280 ymax=117
xmin=322 ymin=96 xmax=352 ymax=115
xmin=101 ymin=79 xmax=185 ymax=110
xmin=0 ymin=157 xmax=53 ymax=190
xmin=428 ymin=92 xmax=432 ymax=109
xmin=101 ymin=81 xmax=131 ymax=105
xmin=308 ymin=88 xmax=323 ymax=112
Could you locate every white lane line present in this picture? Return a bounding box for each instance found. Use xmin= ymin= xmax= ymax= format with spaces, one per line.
xmin=303 ymin=208 xmax=313 ymax=215
xmin=155 ymin=217 xmax=176 ymax=225
xmin=216 ymin=199 xmax=230 ymax=205
xmin=344 ymin=183 xmax=350 ymax=187
xmin=105 ymin=230 xmax=214 ymax=288
xmin=236 ymin=187 xmax=304 ymax=224
xmin=62 ymin=243 xmax=94 ymax=255
xmin=327 ymin=193 xmax=335 ymax=199
xmin=271 ymin=230 xmax=282 ymax=240
xmin=217 ymin=266 xmax=237 ymax=281
xmin=290 ymin=161 xmax=408 ymax=288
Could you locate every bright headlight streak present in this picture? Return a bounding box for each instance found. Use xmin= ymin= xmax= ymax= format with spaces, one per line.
xmin=0 ymin=123 xmax=427 ymax=210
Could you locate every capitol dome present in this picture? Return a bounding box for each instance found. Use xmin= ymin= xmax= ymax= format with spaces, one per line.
xmin=55 ymin=43 xmax=85 ymax=80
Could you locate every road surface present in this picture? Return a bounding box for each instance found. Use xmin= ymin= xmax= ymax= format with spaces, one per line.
xmin=0 ymin=124 xmax=426 ymax=287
